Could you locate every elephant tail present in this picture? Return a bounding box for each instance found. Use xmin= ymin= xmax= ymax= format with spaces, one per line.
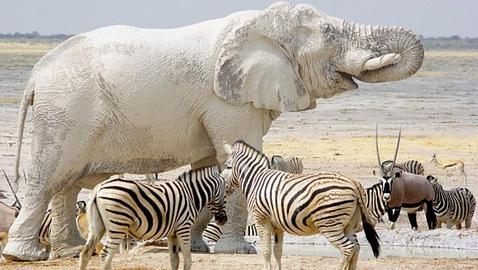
xmin=14 ymin=87 xmax=34 ymax=191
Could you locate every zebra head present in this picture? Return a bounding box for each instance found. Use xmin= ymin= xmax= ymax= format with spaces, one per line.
xmin=375 ymin=125 xmax=401 ymax=202
xmin=207 ymin=169 xmax=228 ymax=226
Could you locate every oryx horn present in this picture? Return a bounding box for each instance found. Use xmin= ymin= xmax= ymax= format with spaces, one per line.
xmin=2 ymin=169 xmax=22 ymax=209
xmin=391 ymin=127 xmax=402 ymax=173
xmin=375 ymin=124 xmax=384 ymax=176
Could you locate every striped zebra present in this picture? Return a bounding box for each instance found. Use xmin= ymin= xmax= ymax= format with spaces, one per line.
xmin=270 ymin=155 xmax=303 ymax=174
xmin=202 ymin=222 xmax=258 ymax=244
xmin=38 ymin=201 xmax=87 ymax=253
xmin=79 ymin=166 xmax=227 ymax=270
xmin=365 ymin=184 xmax=387 ymax=225
xmin=203 ymin=154 xmax=302 ymax=244
xmin=223 ymin=141 xmax=380 ymax=270
xmin=376 ymin=160 xmax=425 ymax=177
xmin=427 ymin=176 xmax=476 ymax=229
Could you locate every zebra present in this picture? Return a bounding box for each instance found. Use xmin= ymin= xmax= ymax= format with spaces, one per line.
xmin=427 ymin=176 xmax=476 ymax=229
xmin=202 ymin=222 xmax=258 ymax=244
xmin=378 ymin=159 xmax=425 ymax=176
xmin=270 ymin=155 xmax=303 ymax=174
xmin=222 ymin=141 xmax=380 ymax=270
xmin=365 ymin=183 xmax=387 ymax=225
xmin=38 ymin=201 xmax=87 ymax=253
xmin=202 ymin=154 xmax=302 ymax=244
xmin=202 ymin=155 xmax=304 ymax=243
xmin=79 ymin=166 xmax=227 ymax=270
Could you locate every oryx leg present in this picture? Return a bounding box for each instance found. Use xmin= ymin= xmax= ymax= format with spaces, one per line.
xmin=425 ymin=201 xmax=437 ymax=229
xmin=407 ymin=212 xmax=418 ymax=230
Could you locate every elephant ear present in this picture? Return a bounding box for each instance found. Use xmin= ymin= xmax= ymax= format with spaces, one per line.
xmin=214 ymin=2 xmax=314 ymax=112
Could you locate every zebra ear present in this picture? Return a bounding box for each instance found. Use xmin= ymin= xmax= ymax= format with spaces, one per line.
xmin=270 ymin=155 xmax=282 ymax=165
xmin=223 ymin=143 xmax=233 ymax=155
xmin=426 ymin=175 xmax=436 ymax=183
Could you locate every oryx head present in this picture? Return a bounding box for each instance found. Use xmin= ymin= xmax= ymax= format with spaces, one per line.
xmin=375 ymin=125 xmax=401 ymax=202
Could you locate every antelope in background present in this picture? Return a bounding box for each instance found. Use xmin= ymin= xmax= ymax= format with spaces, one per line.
xmin=375 ymin=127 xmax=437 ymax=230
xmin=429 ymin=154 xmax=467 ymax=185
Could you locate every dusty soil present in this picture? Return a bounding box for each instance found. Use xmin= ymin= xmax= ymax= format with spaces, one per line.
xmin=0 ymin=44 xmax=477 ymax=269
xmin=1 ymin=250 xmax=478 ymax=270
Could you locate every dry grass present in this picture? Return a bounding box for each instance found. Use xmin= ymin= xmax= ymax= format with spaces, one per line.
xmin=425 ymin=50 xmax=478 ymax=58
xmin=0 ymin=42 xmax=58 ymax=54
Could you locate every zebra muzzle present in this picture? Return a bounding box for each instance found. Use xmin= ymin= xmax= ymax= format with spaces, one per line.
xmin=214 ymin=211 xmax=228 ymax=225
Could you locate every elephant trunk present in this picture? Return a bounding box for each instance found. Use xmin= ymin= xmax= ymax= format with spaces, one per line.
xmin=345 ymin=22 xmax=424 ymax=83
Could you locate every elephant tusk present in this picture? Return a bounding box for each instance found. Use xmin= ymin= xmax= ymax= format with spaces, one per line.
xmin=362 ymin=53 xmax=402 ymax=71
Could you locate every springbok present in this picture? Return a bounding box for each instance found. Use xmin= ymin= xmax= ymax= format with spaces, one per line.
xmin=429 ymin=154 xmax=467 ymax=185
xmin=375 ymin=127 xmax=436 ymax=230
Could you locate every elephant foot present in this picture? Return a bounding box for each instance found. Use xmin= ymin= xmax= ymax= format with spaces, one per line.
xmin=50 ymin=244 xmax=84 ymax=259
xmin=2 ymin=238 xmax=48 ymax=261
xmin=214 ymin=237 xmax=257 ymax=254
xmin=50 ymin=234 xmax=85 ymax=259
xmin=191 ymin=235 xmax=210 ymax=253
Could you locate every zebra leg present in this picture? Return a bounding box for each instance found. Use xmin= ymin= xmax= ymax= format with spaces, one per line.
xmin=101 ymin=234 xmax=124 ymax=270
xmin=456 ymin=222 xmax=462 ymax=230
xmin=177 ymin=229 xmax=192 ymax=270
xmin=407 ymin=212 xmax=418 ymax=230
xmin=322 ymin=230 xmax=355 ymax=270
xmin=256 ymin=221 xmax=272 ymax=270
xmin=272 ymin=228 xmax=284 ymax=270
xmin=346 ymin=234 xmax=360 ymax=270
xmin=190 ymin=156 xmax=216 ymax=252
xmin=167 ymin=235 xmax=180 ymax=270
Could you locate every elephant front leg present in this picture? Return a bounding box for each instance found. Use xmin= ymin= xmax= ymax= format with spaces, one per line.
xmin=49 ymin=184 xmax=85 ymax=259
xmin=214 ymin=190 xmax=256 ymax=254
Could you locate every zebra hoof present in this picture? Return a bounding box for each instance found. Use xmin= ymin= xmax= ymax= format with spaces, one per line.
xmin=389 ymin=222 xmax=396 ymax=230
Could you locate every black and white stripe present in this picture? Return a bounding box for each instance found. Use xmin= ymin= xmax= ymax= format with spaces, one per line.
xmin=270 ymin=155 xmax=303 ymax=174
xmin=429 ymin=177 xmax=476 ymax=229
xmin=365 ymin=183 xmax=387 ymax=225
xmin=38 ymin=201 xmax=87 ymax=252
xmin=79 ymin=166 xmax=227 ymax=270
xmin=223 ymin=141 xmax=380 ymax=270
xmin=381 ymin=160 xmax=424 ymax=176
xmin=203 ymin=154 xmax=302 ymax=243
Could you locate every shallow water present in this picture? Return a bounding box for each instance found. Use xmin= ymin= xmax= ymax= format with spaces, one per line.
xmin=279 ymin=243 xmax=478 ymax=259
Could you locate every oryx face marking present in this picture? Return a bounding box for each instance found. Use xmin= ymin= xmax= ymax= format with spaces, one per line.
xmin=381 ymin=177 xmax=393 ymax=202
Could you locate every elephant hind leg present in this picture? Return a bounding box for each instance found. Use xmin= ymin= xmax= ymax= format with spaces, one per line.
xmin=2 ymin=183 xmax=52 ymax=261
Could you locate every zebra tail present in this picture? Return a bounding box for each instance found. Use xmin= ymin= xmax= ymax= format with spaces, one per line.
xmin=362 ymin=214 xmax=380 ymax=258
xmin=352 ymin=178 xmax=381 ymax=258
xmin=86 ymin=186 xmax=105 ymax=246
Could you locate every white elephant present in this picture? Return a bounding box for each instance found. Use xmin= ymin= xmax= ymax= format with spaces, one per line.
xmin=4 ymin=2 xmax=423 ymax=260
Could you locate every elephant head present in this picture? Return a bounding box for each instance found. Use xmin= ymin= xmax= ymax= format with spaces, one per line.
xmin=214 ymin=2 xmax=424 ymax=112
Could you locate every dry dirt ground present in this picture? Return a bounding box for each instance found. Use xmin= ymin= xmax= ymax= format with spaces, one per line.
xmin=1 ymin=44 xmax=478 ymax=268
xmin=1 ymin=251 xmax=478 ymax=270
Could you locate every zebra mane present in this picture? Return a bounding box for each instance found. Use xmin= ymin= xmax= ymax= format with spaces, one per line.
xmin=234 ymin=140 xmax=270 ymax=168
xmin=176 ymin=165 xmax=220 ymax=183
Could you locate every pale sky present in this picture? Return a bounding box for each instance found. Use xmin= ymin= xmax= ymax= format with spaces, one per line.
xmin=1 ymin=0 xmax=476 ymax=37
